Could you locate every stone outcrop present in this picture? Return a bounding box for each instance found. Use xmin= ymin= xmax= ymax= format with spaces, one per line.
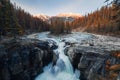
xmin=65 ymin=45 xmax=120 ymax=80
xmin=0 ymin=38 xmax=56 ymax=80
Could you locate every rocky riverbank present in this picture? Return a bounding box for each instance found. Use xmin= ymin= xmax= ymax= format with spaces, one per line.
xmin=28 ymin=32 xmax=120 ymax=80
xmin=0 ymin=38 xmax=57 ymax=80
xmin=65 ymin=36 xmax=120 ymax=80
xmin=0 ymin=32 xmax=120 ymax=80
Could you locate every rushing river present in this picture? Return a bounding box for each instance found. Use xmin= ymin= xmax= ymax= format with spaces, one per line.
xmin=27 ymin=32 xmax=93 ymax=80
xmin=26 ymin=31 xmax=120 ymax=80
xmin=28 ymin=34 xmax=80 ymax=80
xmin=35 ymin=39 xmax=80 ymax=80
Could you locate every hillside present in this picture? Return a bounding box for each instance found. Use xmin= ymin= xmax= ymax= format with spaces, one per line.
xmin=0 ymin=0 xmax=50 ymax=38
xmin=72 ymin=5 xmax=120 ymax=37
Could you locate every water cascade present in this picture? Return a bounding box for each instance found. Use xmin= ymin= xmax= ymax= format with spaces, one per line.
xmin=35 ymin=38 xmax=80 ymax=80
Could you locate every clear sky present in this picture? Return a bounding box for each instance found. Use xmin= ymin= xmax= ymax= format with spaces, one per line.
xmin=10 ymin=0 xmax=111 ymax=16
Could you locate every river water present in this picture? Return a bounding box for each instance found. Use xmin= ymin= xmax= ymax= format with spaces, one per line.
xmin=26 ymin=31 xmax=120 ymax=80
xmin=35 ymin=38 xmax=80 ymax=80
xmin=27 ymin=32 xmax=93 ymax=80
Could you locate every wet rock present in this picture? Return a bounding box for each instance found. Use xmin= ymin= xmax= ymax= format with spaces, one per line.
xmin=89 ymin=43 xmax=94 ymax=46
xmin=46 ymin=40 xmax=58 ymax=50
xmin=50 ymin=43 xmax=58 ymax=50
xmin=37 ymin=41 xmax=49 ymax=50
xmin=117 ymin=73 xmax=120 ymax=80
xmin=66 ymin=45 xmax=120 ymax=80
xmin=52 ymin=53 xmax=58 ymax=66
xmin=0 ymin=38 xmax=55 ymax=80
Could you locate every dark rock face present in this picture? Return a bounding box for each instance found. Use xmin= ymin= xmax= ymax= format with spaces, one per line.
xmin=0 ymin=39 xmax=56 ymax=80
xmin=46 ymin=40 xmax=58 ymax=50
xmin=66 ymin=46 xmax=120 ymax=80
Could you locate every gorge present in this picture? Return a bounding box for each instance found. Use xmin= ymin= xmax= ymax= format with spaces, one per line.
xmin=1 ymin=0 xmax=120 ymax=80
xmin=0 ymin=32 xmax=120 ymax=80
xmin=29 ymin=32 xmax=120 ymax=80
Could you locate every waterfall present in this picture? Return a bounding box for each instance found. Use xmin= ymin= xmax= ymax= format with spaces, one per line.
xmin=35 ymin=38 xmax=80 ymax=80
xmin=27 ymin=32 xmax=100 ymax=80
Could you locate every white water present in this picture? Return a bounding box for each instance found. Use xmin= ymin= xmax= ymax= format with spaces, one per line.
xmin=35 ymin=38 xmax=80 ymax=80
xmin=27 ymin=32 xmax=94 ymax=80
xmin=27 ymin=32 xmax=120 ymax=80
xmin=32 ymin=33 xmax=80 ymax=80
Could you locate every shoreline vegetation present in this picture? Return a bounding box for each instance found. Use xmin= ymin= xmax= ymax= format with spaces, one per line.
xmin=0 ymin=0 xmax=120 ymax=38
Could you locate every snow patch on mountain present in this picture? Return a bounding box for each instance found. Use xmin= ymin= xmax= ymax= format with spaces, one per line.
xmin=34 ymin=14 xmax=50 ymax=21
xmin=34 ymin=13 xmax=82 ymax=22
xmin=57 ymin=13 xmax=82 ymax=18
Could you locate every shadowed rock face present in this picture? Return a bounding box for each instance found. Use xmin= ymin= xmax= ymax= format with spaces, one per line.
xmin=65 ymin=46 xmax=120 ymax=80
xmin=0 ymin=39 xmax=56 ymax=80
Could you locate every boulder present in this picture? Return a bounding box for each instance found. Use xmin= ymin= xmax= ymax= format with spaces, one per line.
xmin=65 ymin=45 xmax=120 ymax=80
xmin=0 ymin=38 xmax=56 ymax=80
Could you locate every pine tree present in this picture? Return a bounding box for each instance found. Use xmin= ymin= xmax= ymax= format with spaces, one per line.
xmin=0 ymin=0 xmax=23 ymax=37
xmin=106 ymin=0 xmax=120 ymax=33
xmin=111 ymin=1 xmax=120 ymax=31
xmin=65 ymin=21 xmax=71 ymax=34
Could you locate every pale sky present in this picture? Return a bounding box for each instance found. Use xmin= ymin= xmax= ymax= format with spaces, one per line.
xmin=10 ymin=0 xmax=112 ymax=16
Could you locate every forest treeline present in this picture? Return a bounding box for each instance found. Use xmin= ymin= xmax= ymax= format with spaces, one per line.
xmin=50 ymin=0 xmax=120 ymax=35
xmin=50 ymin=17 xmax=71 ymax=34
xmin=0 ymin=0 xmax=50 ymax=37
xmin=72 ymin=1 xmax=120 ymax=35
xmin=0 ymin=0 xmax=120 ymax=37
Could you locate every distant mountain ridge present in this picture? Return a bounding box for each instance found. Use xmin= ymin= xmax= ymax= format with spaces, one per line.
xmin=34 ymin=14 xmax=50 ymax=21
xmin=56 ymin=13 xmax=82 ymax=18
xmin=34 ymin=13 xmax=82 ymax=22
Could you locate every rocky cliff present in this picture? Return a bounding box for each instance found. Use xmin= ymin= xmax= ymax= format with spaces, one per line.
xmin=0 ymin=32 xmax=120 ymax=80
xmin=0 ymin=38 xmax=57 ymax=80
xmin=65 ymin=45 xmax=120 ymax=80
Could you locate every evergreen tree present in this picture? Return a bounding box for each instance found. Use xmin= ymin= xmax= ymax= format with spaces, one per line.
xmin=111 ymin=1 xmax=120 ymax=31
xmin=0 ymin=0 xmax=23 ymax=37
xmin=72 ymin=6 xmax=113 ymax=34
xmin=50 ymin=17 xmax=71 ymax=34
xmin=0 ymin=0 xmax=50 ymax=37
